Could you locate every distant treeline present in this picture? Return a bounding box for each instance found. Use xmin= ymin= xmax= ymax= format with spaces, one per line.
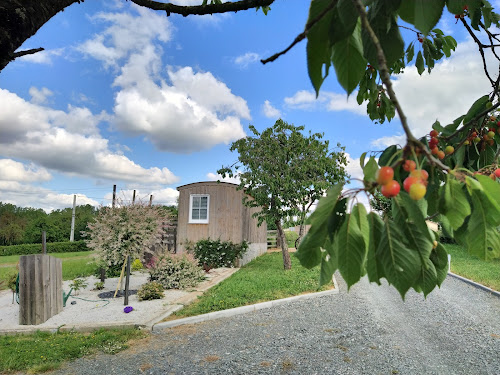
xmin=0 ymin=202 xmax=178 ymax=246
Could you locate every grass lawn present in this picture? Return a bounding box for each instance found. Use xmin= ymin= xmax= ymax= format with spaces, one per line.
xmin=444 ymin=244 xmax=500 ymax=291
xmin=0 ymin=328 xmax=145 ymax=374
xmin=0 ymin=251 xmax=97 ymax=290
xmin=172 ymin=251 xmax=331 ymax=319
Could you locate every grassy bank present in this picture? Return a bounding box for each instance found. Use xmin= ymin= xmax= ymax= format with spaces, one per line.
xmin=444 ymin=244 xmax=500 ymax=291
xmin=172 ymin=251 xmax=330 ymax=318
xmin=0 ymin=251 xmax=97 ymax=290
xmin=0 ymin=328 xmax=145 ymax=374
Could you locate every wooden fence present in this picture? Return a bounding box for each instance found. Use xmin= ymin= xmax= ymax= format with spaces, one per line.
xmin=267 ymin=230 xmax=279 ymax=249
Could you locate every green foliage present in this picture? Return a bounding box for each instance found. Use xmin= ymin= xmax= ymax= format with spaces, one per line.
xmin=218 ymin=119 xmax=348 ymax=268
xmin=0 ymin=328 xmax=144 ymax=373
xmin=284 ymin=231 xmax=299 ymax=248
xmin=137 ymin=281 xmax=164 ymax=300
xmin=93 ymin=281 xmax=105 ymax=290
xmin=131 ymin=258 xmax=143 ymax=271
xmin=193 ymin=238 xmax=248 ymax=268
xmin=173 ymin=252 xmax=332 ymax=318
xmin=148 ymin=253 xmax=205 ymax=289
xmin=69 ymin=278 xmax=88 ymax=295
xmin=0 ymin=240 xmax=88 ymax=256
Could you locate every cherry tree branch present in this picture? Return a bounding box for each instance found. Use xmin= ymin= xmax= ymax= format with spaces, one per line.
xmin=261 ymin=0 xmax=338 ymax=64
xmin=10 ymin=47 xmax=44 ymax=60
xmin=130 ymin=0 xmax=274 ymax=16
xmin=351 ymin=0 xmax=450 ymax=172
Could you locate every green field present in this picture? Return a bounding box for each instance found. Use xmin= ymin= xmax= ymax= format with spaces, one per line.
xmin=0 ymin=251 xmax=97 ymax=290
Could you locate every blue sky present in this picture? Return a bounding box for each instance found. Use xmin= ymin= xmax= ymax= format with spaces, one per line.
xmin=0 ymin=0 xmax=497 ymax=211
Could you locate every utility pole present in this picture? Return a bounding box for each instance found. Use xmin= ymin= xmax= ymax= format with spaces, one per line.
xmin=112 ymin=184 xmax=116 ymax=208
xmin=70 ymin=195 xmax=76 ymax=242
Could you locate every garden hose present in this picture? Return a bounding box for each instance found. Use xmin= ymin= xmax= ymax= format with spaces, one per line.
xmin=69 ymin=295 xmax=110 ymax=308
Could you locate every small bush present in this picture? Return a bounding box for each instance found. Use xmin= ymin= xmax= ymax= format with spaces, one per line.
xmin=93 ymin=281 xmax=105 ymax=290
xmin=285 ymin=231 xmax=299 ymax=248
xmin=131 ymin=259 xmax=143 ymax=271
xmin=70 ymin=278 xmax=88 ymax=295
xmin=148 ymin=253 xmax=205 ymax=289
xmin=193 ymin=239 xmax=248 ymax=268
xmin=0 ymin=241 xmax=88 ymax=256
xmin=137 ymin=281 xmax=164 ymax=300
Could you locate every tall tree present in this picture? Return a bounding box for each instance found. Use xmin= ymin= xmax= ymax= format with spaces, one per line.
xmin=218 ymin=119 xmax=348 ymax=270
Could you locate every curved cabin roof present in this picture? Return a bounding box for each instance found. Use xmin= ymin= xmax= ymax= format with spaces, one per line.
xmin=177 ymin=181 xmax=239 ymax=191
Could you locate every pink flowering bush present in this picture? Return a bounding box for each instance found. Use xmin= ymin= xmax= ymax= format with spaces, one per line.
xmin=84 ymin=201 xmax=173 ymax=273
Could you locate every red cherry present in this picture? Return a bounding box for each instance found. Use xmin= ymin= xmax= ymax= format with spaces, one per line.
xmin=403 ymin=160 xmax=416 ymax=172
xmin=494 ymin=168 xmax=500 ymax=178
xmin=381 ymin=180 xmax=400 ymax=198
xmin=455 ymin=14 xmax=460 ymax=19
xmin=429 ymin=137 xmax=439 ymax=147
xmin=430 ymin=130 xmax=439 ymax=137
xmin=403 ymin=176 xmax=420 ymax=193
xmin=410 ymin=169 xmax=429 ymax=181
xmin=376 ymin=166 xmax=394 ymax=185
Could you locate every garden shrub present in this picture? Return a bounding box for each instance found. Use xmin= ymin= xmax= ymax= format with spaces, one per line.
xmin=131 ymin=259 xmax=143 ymax=271
xmin=193 ymin=238 xmax=248 ymax=268
xmin=0 ymin=241 xmax=88 ymax=256
xmin=148 ymin=253 xmax=205 ymax=289
xmin=137 ymin=281 xmax=164 ymax=300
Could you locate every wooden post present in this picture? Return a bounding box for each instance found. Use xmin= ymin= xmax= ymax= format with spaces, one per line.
xmin=124 ymin=256 xmax=131 ymax=305
xmin=149 ymin=194 xmax=153 ymax=207
xmin=70 ymin=194 xmax=76 ymax=242
xmin=132 ymin=190 xmax=136 ymax=205
xmin=112 ymin=184 xmax=117 ymax=208
xmin=99 ymin=267 xmax=106 ymax=282
xmin=19 ymin=254 xmax=62 ymax=325
xmin=42 ymin=231 xmax=46 ymax=254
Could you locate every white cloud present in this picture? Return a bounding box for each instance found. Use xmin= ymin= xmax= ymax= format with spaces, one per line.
xmin=29 ymin=87 xmax=53 ymax=105
xmin=113 ymin=65 xmax=248 ymax=153
xmin=77 ymin=5 xmax=171 ymax=69
xmin=371 ymin=39 xmax=492 ymax=147
xmin=262 ymin=100 xmax=281 ymax=118
xmin=371 ymin=135 xmax=406 ymax=149
xmin=284 ymin=90 xmax=366 ymax=115
xmin=345 ymin=153 xmax=364 ymax=182
xmin=234 ymin=52 xmax=260 ymax=69
xmin=0 ymin=181 xmax=99 ymax=212
xmin=17 ymin=48 xmax=63 ymax=65
xmin=206 ymin=172 xmax=241 ymax=185
xmin=0 ymin=88 xmax=179 ymax=185
xmin=0 ymin=159 xmax=51 ymax=182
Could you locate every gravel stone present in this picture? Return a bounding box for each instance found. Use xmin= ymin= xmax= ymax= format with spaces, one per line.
xmin=52 ymin=273 xmax=500 ymax=375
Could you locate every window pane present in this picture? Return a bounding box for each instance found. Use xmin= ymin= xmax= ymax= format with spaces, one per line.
xmin=192 ymin=197 xmax=200 ymax=208
xmin=200 ymin=196 xmax=208 ymax=208
xmin=192 ymin=209 xmax=200 ymax=220
xmin=199 ymin=209 xmax=207 ymax=220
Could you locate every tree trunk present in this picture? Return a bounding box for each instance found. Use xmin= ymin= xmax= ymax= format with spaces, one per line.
xmin=276 ymin=220 xmax=291 ymax=270
xmin=295 ymin=210 xmax=307 ymax=249
xmin=0 ymin=0 xmax=81 ymax=72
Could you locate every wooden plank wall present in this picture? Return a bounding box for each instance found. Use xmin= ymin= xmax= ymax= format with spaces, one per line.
xmin=19 ymin=254 xmax=62 ymax=325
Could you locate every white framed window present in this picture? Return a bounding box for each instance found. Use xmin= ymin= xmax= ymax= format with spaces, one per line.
xmin=189 ymin=194 xmax=210 ymax=224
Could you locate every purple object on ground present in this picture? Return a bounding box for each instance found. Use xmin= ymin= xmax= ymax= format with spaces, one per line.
xmin=124 ymin=306 xmax=133 ymax=313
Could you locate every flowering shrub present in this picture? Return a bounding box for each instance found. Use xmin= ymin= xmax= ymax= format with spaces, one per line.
xmin=137 ymin=281 xmax=164 ymax=301
xmin=148 ymin=253 xmax=205 ymax=289
xmin=84 ymin=201 xmax=174 ymax=275
xmin=193 ymin=238 xmax=248 ymax=268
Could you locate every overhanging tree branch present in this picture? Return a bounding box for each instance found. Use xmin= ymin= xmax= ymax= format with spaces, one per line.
xmin=130 ymin=0 xmax=275 ymax=16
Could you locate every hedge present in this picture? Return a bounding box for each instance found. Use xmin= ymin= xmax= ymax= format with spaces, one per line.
xmin=0 ymin=241 xmax=89 ymax=256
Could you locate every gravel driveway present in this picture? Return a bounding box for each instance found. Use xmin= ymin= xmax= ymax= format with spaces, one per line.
xmin=53 ymin=274 xmax=500 ymax=375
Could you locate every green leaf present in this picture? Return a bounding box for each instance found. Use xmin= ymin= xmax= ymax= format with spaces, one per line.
xmin=432 ymin=120 xmax=445 ymax=133
xmin=430 ymin=243 xmax=449 ymax=287
xmin=406 ymin=42 xmax=415 ymax=62
xmin=306 ymin=0 xmax=335 ymax=96
xmin=478 ymin=144 xmax=496 ymax=169
xmin=465 ymin=189 xmax=500 ymax=260
xmin=453 ymin=144 xmax=465 ymax=167
xmin=362 ymin=15 xmax=404 ymax=69
xmin=319 ymin=237 xmax=339 ymax=286
xmin=359 ymin=152 xmax=368 ymax=169
xmin=463 ymin=95 xmax=489 ymax=124
xmin=351 ymin=203 xmax=369 ymax=248
xmin=366 ymin=212 xmax=384 ymax=284
xmin=331 ymin=21 xmax=367 ymax=95
xmin=297 ymin=185 xmax=344 ymax=268
xmin=414 ymin=258 xmax=438 ymax=297
xmin=329 ymin=0 xmax=359 ymax=45
xmin=476 ymin=174 xmax=500 ymax=209
xmin=442 ymin=177 xmax=471 ymax=230
xmin=378 ymin=219 xmax=420 ymax=299
xmin=399 ymin=0 xmax=445 ymax=35
xmin=363 ymin=156 xmax=379 ymax=182
xmin=337 ymin=212 xmax=367 ymax=288
xmin=446 ymin=0 xmax=468 ymax=14
xmin=416 ymin=51 xmax=425 ymax=75
xmin=378 ymin=145 xmax=398 ymax=166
